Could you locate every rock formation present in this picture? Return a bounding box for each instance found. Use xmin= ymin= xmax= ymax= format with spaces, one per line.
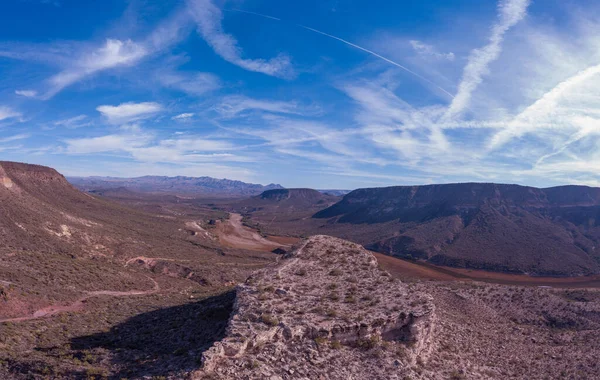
xmin=194 ymin=235 xmax=436 ymax=379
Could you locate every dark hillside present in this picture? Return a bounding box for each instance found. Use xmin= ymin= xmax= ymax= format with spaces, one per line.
xmin=313 ymin=183 xmax=600 ymax=276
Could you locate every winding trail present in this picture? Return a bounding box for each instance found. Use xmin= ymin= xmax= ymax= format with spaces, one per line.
xmin=1 ymin=213 xmax=293 ymax=324
xmin=0 ymin=277 xmax=159 ymax=324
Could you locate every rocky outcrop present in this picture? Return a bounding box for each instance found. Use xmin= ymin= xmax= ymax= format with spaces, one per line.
xmin=194 ymin=235 xmax=436 ymax=380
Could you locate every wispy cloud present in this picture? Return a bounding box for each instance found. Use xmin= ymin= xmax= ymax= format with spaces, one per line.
xmin=409 ymin=40 xmax=455 ymax=61
xmin=186 ymin=0 xmax=295 ymax=78
xmin=214 ymin=95 xmax=310 ymax=118
xmin=0 ymin=134 xmax=30 ymax=143
xmin=490 ymin=63 xmax=600 ymax=149
xmin=64 ymin=129 xmax=246 ymax=166
xmin=0 ymin=106 xmax=21 ymax=121
xmin=54 ymin=114 xmax=91 ymax=128
xmin=444 ymin=0 xmax=530 ymax=120
xmin=15 ymin=90 xmax=38 ymax=98
xmin=65 ymin=133 xmax=151 ymax=154
xmin=2 ymin=5 xmax=194 ymax=99
xmin=157 ymin=70 xmax=220 ymax=96
xmin=172 ymin=113 xmax=195 ymax=120
xmin=96 ymin=102 xmax=163 ymax=124
xmin=45 ymin=39 xmax=147 ymax=99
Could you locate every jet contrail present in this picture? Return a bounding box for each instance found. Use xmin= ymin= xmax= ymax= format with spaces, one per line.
xmin=225 ymin=8 xmax=281 ymax=21
xmin=298 ymin=25 xmax=454 ymax=99
xmin=226 ymin=8 xmax=454 ymax=99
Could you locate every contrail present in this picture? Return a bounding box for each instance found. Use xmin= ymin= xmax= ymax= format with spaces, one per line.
xmin=226 ymin=8 xmax=454 ymax=99
xmin=225 ymin=8 xmax=281 ymax=21
xmin=298 ymin=24 xmax=454 ymax=99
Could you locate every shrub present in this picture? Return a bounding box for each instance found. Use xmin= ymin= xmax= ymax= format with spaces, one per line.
xmin=356 ymin=335 xmax=381 ymax=350
xmin=260 ymin=314 xmax=279 ymax=326
xmin=314 ymin=336 xmax=328 ymax=346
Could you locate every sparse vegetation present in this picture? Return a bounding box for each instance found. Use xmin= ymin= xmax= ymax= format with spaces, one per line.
xmin=260 ymin=314 xmax=279 ymax=327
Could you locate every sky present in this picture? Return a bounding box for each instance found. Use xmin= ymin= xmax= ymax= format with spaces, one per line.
xmin=1 ymin=0 xmax=600 ymax=189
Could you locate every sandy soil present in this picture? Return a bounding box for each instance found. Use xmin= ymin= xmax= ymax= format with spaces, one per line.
xmin=215 ymin=213 xmax=285 ymax=252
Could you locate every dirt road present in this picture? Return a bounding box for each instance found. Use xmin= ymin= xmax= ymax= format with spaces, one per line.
xmin=0 ymin=277 xmax=159 ymax=323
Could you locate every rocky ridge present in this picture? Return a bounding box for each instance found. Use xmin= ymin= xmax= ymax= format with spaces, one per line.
xmin=195 ymin=235 xmax=436 ymax=380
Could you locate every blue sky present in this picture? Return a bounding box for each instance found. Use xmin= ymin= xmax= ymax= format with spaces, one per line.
xmin=1 ymin=0 xmax=600 ymax=189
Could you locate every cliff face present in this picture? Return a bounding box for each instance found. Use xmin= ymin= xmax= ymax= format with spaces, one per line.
xmin=313 ymin=183 xmax=600 ymax=276
xmin=195 ymin=235 xmax=436 ymax=380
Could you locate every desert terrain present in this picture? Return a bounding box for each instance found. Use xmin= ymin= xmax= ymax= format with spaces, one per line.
xmin=2 ymin=162 xmax=600 ymax=379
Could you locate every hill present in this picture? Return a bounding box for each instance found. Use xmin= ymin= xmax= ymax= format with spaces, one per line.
xmin=313 ymin=183 xmax=600 ymax=276
xmin=227 ymin=189 xmax=340 ymax=236
xmin=0 ymin=161 xmax=277 ymax=379
xmin=68 ymin=175 xmax=283 ymax=197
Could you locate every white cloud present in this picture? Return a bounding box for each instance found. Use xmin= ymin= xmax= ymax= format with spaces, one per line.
xmin=409 ymin=40 xmax=455 ymax=61
xmin=214 ymin=96 xmax=305 ymax=118
xmin=158 ymin=71 xmax=220 ymax=96
xmin=15 ymin=90 xmax=38 ymax=98
xmin=444 ymin=0 xmax=531 ymax=120
xmin=3 ymin=5 xmax=196 ymax=100
xmin=0 ymin=134 xmax=30 ymax=143
xmin=96 ymin=102 xmax=163 ymax=124
xmin=54 ymin=114 xmax=91 ymax=128
xmin=172 ymin=113 xmax=195 ymax=120
xmin=65 ymin=133 xmax=151 ymax=154
xmin=45 ymin=39 xmax=147 ymax=98
xmin=146 ymin=8 xmax=194 ymax=52
xmin=186 ymin=0 xmax=294 ymax=78
xmin=0 ymin=106 xmax=21 ymax=121
xmin=64 ymin=129 xmax=242 ymax=165
xmin=489 ymin=63 xmax=600 ymax=150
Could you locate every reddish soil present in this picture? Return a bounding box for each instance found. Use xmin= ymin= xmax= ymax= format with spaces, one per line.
xmin=374 ymin=252 xmax=600 ymax=288
xmin=266 ymin=235 xmax=300 ymax=246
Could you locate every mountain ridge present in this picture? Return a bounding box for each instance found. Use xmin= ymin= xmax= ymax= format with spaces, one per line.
xmin=68 ymin=175 xmax=283 ymax=197
xmin=312 ymin=182 xmax=600 ymax=276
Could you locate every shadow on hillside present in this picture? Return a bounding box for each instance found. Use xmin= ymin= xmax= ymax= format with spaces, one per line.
xmin=69 ymin=290 xmax=234 ymax=379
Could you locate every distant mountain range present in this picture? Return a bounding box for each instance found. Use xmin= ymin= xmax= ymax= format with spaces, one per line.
xmin=68 ymin=176 xmax=284 ymax=197
xmin=314 ymin=183 xmax=600 ymax=276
